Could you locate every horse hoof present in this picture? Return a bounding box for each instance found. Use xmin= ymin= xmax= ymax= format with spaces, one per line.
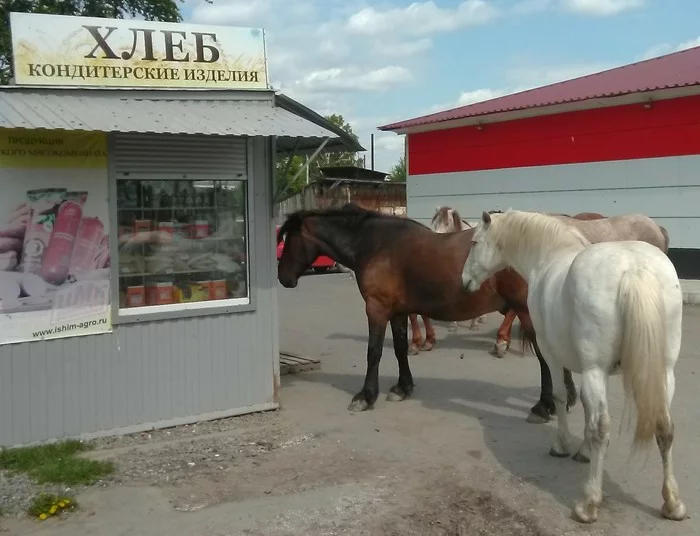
xmin=386 ymin=391 xmax=404 ymax=402
xmin=448 ymin=324 xmax=458 ymax=332
xmin=573 ymin=501 xmax=598 ymax=524
xmin=549 ymin=447 xmax=571 ymax=458
xmin=526 ymin=412 xmax=550 ymax=424
xmin=408 ymin=345 xmax=420 ymax=356
xmin=490 ymin=341 xmax=508 ymax=358
xmin=662 ymin=499 xmax=688 ymax=521
xmin=422 ymin=342 xmax=434 ymax=352
xmin=347 ymin=397 xmax=371 ymax=412
xmin=572 ymin=452 xmax=590 ymax=464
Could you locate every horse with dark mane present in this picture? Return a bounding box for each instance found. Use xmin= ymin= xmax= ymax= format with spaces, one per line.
xmin=277 ymin=203 xmax=575 ymax=419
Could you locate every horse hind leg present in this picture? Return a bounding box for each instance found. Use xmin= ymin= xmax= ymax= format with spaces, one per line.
xmin=421 ymin=316 xmax=436 ymax=351
xmin=408 ymin=313 xmax=423 ymax=355
xmin=491 ymin=309 xmax=517 ymax=357
xmin=573 ymin=368 xmax=610 ymax=524
xmin=547 ymin=363 xmax=576 ymax=458
xmin=657 ymin=370 xmax=687 ymax=521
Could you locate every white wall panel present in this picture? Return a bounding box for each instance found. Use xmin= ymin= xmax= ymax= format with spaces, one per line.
xmin=407 ymin=155 xmax=700 ymax=249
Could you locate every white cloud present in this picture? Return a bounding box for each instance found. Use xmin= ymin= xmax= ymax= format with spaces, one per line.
xmin=346 ymin=0 xmax=499 ymax=37
xmin=562 ymin=0 xmax=644 ymax=16
xmin=291 ymin=66 xmax=413 ymax=94
xmin=640 ymin=36 xmax=700 ymax=60
xmin=457 ymin=88 xmax=511 ymax=105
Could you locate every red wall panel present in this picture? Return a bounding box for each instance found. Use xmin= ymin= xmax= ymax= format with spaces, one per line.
xmin=408 ymin=94 xmax=700 ymax=175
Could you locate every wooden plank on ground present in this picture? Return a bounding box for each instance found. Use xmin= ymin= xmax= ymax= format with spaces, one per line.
xmin=280 ymin=351 xmax=321 ymax=375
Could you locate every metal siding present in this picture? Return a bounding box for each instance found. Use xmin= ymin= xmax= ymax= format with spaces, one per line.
xmin=0 ymin=91 xmax=338 ymax=140
xmin=407 ymin=155 xmax=700 ymax=249
xmin=113 ymin=133 xmax=247 ymax=177
xmin=0 ymin=138 xmax=277 ymax=447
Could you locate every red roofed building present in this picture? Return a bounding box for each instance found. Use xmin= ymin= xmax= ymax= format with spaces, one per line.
xmin=379 ymin=46 xmax=700 ymax=279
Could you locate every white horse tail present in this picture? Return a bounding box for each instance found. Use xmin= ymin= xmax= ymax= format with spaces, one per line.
xmin=618 ymin=268 xmax=669 ymax=449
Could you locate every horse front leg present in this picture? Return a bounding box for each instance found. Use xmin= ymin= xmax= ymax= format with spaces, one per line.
xmin=490 ymin=309 xmax=517 ymax=357
xmin=408 ymin=313 xmax=423 ymax=355
xmin=349 ymin=305 xmax=389 ymax=412
xmin=387 ymin=313 xmax=416 ymax=402
xmin=421 ymin=316 xmax=436 ymax=351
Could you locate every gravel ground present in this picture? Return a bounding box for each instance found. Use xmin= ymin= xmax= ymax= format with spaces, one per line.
xmin=0 ymin=411 xmax=285 ymax=518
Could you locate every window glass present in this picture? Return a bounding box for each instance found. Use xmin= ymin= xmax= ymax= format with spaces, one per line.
xmin=116 ymin=179 xmax=248 ymax=311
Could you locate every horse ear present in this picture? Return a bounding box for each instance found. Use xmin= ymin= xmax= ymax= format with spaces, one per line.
xmin=482 ymin=211 xmax=492 ymax=226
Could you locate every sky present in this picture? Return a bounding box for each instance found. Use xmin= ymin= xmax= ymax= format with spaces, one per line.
xmin=180 ymin=0 xmax=700 ymax=173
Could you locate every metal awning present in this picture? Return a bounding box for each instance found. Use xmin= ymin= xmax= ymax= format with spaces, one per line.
xmin=0 ymin=87 xmax=361 ymax=154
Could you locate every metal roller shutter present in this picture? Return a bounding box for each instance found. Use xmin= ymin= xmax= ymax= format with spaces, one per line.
xmin=113 ymin=133 xmax=247 ymax=179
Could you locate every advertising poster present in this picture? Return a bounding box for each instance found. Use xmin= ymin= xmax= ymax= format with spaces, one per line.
xmin=0 ymin=128 xmax=112 ymax=344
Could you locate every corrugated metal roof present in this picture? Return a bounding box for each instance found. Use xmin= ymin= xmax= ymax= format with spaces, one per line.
xmin=379 ymin=45 xmax=700 ymax=132
xmin=0 ymin=88 xmax=350 ymax=152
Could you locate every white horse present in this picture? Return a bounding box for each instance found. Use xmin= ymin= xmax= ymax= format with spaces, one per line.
xmin=431 ymin=206 xmax=487 ymax=330
xmin=460 ymin=209 xmax=686 ymax=524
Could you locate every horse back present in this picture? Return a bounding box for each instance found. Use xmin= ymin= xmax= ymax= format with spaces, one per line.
xmin=562 ymin=213 xmax=667 ymax=252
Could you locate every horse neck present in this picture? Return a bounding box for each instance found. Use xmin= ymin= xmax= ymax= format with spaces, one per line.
xmin=307 ymin=216 xmax=364 ymax=270
xmin=496 ymin=216 xmax=587 ymax=281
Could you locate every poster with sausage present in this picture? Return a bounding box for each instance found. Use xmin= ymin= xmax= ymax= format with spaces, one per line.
xmin=0 ymin=129 xmax=112 ymax=344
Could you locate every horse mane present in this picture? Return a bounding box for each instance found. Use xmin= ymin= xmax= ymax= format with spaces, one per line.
xmin=277 ymin=203 xmax=418 ymax=243
xmin=489 ymin=210 xmax=591 ymax=258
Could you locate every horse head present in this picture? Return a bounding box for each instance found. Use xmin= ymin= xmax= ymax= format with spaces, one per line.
xmin=277 ymin=210 xmax=322 ymax=288
xmin=277 ymin=204 xmax=377 ymax=287
xmin=432 ymin=206 xmax=465 ymax=233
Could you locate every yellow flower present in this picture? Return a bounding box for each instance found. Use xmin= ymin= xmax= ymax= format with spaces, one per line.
xmin=39 ymin=513 xmax=47 ymax=520
xmin=58 ymin=501 xmax=66 ymax=508
xmin=64 ymin=499 xmax=71 ymax=505
xmin=49 ymin=505 xmax=58 ymax=514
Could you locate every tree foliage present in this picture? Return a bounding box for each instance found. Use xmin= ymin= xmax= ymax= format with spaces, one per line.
xmin=388 ymin=154 xmax=406 ymax=182
xmin=1 ymin=0 xmax=184 ymax=84
xmin=275 ymin=113 xmax=363 ymax=199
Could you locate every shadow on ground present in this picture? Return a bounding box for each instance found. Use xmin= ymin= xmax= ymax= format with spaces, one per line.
xmin=282 ymin=370 xmax=664 ymax=523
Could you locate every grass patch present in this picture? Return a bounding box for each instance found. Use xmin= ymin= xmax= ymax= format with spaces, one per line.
xmin=0 ymin=439 xmax=114 ymax=486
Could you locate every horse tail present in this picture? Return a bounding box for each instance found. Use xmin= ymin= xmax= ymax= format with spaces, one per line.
xmin=618 ymin=267 xmax=669 ymax=449
xmin=659 ymin=225 xmax=670 ymax=254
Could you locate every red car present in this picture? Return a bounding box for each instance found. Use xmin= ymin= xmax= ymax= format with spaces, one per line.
xmin=276 ymin=226 xmax=336 ymax=272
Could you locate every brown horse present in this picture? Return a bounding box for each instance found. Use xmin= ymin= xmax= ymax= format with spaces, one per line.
xmin=277 ymin=204 xmax=669 ymax=422
xmin=277 ymin=203 xmax=581 ymax=421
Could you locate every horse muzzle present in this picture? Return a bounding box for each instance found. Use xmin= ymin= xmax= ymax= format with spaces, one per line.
xmin=279 ymin=277 xmax=298 ymax=289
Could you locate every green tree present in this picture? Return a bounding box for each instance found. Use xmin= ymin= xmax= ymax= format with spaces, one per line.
xmin=388 ymin=154 xmax=406 ymax=182
xmin=1 ymin=0 xmax=184 ymax=84
xmin=275 ymin=113 xmax=362 ymax=199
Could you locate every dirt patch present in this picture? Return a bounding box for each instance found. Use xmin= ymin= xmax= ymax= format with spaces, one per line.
xmin=85 ymin=410 xmax=387 ymax=513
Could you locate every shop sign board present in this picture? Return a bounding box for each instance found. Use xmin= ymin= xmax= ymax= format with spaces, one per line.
xmin=9 ymin=12 xmax=268 ymax=90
